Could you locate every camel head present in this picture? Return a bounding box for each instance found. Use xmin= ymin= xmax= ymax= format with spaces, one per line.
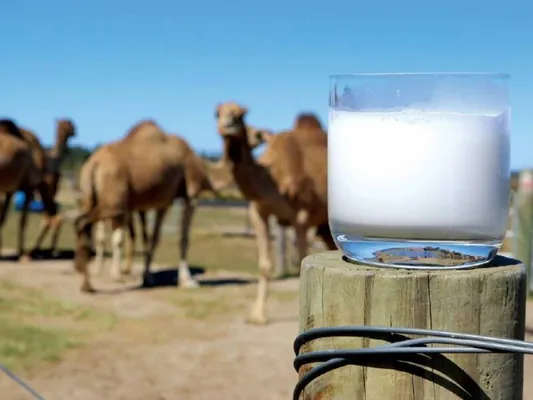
xmin=215 ymin=102 xmax=248 ymax=139
xmin=56 ymin=118 xmax=77 ymax=143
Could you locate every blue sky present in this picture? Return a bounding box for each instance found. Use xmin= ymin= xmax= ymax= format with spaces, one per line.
xmin=1 ymin=1 xmax=531 ymax=168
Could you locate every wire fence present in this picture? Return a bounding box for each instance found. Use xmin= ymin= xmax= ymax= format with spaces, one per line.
xmin=1 ymin=363 xmax=44 ymax=399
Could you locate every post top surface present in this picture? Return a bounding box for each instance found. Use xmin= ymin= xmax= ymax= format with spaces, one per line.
xmin=303 ymin=251 xmax=524 ymax=277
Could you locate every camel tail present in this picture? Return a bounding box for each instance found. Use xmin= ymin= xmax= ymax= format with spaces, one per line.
xmin=89 ymin=162 xmax=98 ymax=210
xmin=73 ymin=161 xmax=100 ymax=271
xmin=74 ymin=161 xmax=100 ymax=231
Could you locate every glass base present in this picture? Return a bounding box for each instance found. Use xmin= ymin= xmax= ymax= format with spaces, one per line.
xmin=335 ymin=234 xmax=501 ymax=270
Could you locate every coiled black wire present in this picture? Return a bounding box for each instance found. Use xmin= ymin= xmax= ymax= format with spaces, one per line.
xmin=293 ymin=325 xmax=533 ymax=400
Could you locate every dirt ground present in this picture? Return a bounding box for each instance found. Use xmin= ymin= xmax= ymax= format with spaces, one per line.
xmin=0 ymin=257 xmax=532 ymax=400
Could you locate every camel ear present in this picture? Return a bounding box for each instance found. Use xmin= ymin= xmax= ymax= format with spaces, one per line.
xmin=215 ymin=104 xmax=221 ymax=119
xmin=239 ymin=107 xmax=248 ymax=117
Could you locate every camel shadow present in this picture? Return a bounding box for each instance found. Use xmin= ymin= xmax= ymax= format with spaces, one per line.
xmin=133 ymin=267 xmax=255 ymax=290
xmin=0 ymin=254 xmax=20 ymax=262
xmin=0 ymin=248 xmax=80 ymax=263
xmin=29 ymin=248 xmax=75 ymax=261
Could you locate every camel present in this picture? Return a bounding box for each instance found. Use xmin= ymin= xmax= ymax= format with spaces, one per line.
xmin=74 ymin=120 xmax=266 ymax=292
xmin=30 ymin=119 xmax=77 ymax=256
xmin=0 ymin=119 xmax=59 ymax=260
xmin=215 ymin=102 xmax=336 ymax=324
xmin=91 ymin=154 xmax=231 ymax=285
xmin=91 ymin=125 xmax=272 ymax=282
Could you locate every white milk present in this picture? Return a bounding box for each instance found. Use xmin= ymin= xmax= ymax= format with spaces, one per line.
xmin=328 ymin=109 xmax=510 ymax=241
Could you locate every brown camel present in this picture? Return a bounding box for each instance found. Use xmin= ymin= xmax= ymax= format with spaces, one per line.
xmin=92 ymin=125 xmax=271 ymax=283
xmin=30 ymin=119 xmax=77 ymax=256
xmin=215 ymin=102 xmax=335 ymax=324
xmin=74 ymin=119 xmax=245 ymax=292
xmin=0 ymin=119 xmax=58 ymax=260
xmin=91 ymin=149 xmax=230 ymax=286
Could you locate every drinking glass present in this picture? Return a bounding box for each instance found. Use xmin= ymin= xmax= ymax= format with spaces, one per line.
xmin=328 ymin=73 xmax=510 ymax=269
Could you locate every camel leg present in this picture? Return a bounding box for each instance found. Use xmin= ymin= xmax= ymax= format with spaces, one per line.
xmin=316 ymin=222 xmax=336 ymax=250
xmin=0 ymin=192 xmax=13 ymax=256
xmin=109 ymin=216 xmax=126 ymax=281
xmin=142 ymin=208 xmax=168 ymax=288
xmin=138 ymin=211 xmax=149 ymax=261
xmin=49 ymin=214 xmax=63 ymax=256
xmin=294 ymin=223 xmax=309 ymax=265
xmin=31 ymin=215 xmax=51 ymax=255
xmin=18 ymin=189 xmax=33 ymax=263
xmin=132 ymin=211 xmax=149 ymax=277
xmin=122 ymin=213 xmax=136 ymax=275
xmin=93 ymin=220 xmax=107 ymax=275
xmin=28 ymin=212 xmax=63 ymax=257
xmin=74 ymin=217 xmax=95 ymax=293
xmin=178 ymin=199 xmax=199 ymax=289
xmin=247 ymin=202 xmax=272 ymax=325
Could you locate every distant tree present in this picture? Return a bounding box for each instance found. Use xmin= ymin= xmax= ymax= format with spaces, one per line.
xmin=199 ymin=150 xmax=222 ymax=162
xmin=62 ymin=144 xmax=93 ymax=173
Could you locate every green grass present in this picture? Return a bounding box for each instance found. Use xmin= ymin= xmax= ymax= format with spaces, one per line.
xmin=163 ymin=288 xmax=236 ymax=320
xmin=0 ymin=321 xmax=77 ymax=371
xmin=3 ymin=186 xmax=328 ymax=276
xmin=0 ymin=279 xmax=116 ymax=371
xmin=2 ymin=200 xmax=262 ymax=274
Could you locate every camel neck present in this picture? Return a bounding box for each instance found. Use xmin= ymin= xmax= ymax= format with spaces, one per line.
xmin=224 ymin=137 xmax=254 ymax=165
xmin=223 ymin=137 xmax=265 ymax=200
xmin=49 ymin=135 xmax=69 ymax=173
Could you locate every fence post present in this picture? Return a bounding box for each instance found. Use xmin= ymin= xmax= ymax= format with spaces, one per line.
xmin=297 ymin=251 xmax=526 ymax=399
xmin=513 ymin=169 xmax=533 ymax=295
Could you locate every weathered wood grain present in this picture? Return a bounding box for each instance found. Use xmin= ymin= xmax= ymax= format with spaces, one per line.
xmin=298 ymin=251 xmax=526 ymax=400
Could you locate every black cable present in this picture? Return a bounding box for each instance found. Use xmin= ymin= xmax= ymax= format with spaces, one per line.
xmin=293 ymin=325 xmax=533 ymax=400
xmin=0 ymin=363 xmax=45 ymax=399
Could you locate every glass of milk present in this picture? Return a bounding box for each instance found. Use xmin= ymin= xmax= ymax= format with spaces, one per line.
xmin=328 ymin=73 xmax=510 ymax=269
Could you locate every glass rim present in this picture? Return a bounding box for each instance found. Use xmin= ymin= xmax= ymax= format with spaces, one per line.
xmin=330 ymin=72 xmax=510 ymax=79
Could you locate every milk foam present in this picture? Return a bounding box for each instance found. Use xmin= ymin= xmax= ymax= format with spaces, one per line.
xmin=328 ymin=109 xmax=510 ymax=241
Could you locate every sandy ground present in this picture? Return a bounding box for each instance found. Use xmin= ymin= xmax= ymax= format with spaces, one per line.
xmin=0 ymin=258 xmax=531 ymax=399
xmin=0 ymin=257 xmax=299 ymax=400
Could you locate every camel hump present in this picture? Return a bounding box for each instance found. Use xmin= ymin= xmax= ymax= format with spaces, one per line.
xmin=0 ymin=119 xmax=25 ymax=140
xmin=18 ymin=127 xmax=42 ymax=148
xmin=123 ymin=120 xmax=166 ymax=142
xmin=293 ymin=113 xmax=324 ymax=131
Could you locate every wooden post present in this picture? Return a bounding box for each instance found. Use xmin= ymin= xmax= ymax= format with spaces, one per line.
xmin=298 ymin=251 xmax=526 ymax=400
xmin=514 ymin=169 xmax=533 ymax=294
